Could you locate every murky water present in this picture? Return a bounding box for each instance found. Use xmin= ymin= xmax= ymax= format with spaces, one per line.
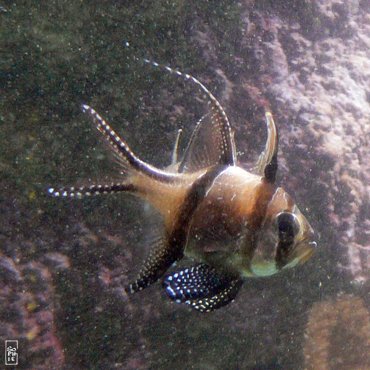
xmin=1 ymin=2 xmax=369 ymax=369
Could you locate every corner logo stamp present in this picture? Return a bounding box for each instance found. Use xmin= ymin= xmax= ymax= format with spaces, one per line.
xmin=5 ymin=340 xmax=18 ymax=366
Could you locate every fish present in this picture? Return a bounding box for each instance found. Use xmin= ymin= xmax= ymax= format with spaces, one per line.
xmin=48 ymin=57 xmax=317 ymax=313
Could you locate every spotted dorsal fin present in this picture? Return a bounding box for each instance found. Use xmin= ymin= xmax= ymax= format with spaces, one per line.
xmin=124 ymin=43 xmax=236 ymax=169
xmin=255 ymin=112 xmax=278 ymax=183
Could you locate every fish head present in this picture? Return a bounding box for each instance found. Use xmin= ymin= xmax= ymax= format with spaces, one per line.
xmin=250 ymin=187 xmax=316 ymax=277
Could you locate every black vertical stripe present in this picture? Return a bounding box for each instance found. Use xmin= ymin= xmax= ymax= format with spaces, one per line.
xmin=168 ymin=165 xmax=228 ymax=262
xmin=126 ymin=165 xmax=228 ymax=293
xmin=264 ymin=154 xmax=278 ymax=183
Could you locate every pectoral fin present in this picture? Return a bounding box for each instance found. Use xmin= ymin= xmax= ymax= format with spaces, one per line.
xmin=163 ymin=264 xmax=242 ymax=312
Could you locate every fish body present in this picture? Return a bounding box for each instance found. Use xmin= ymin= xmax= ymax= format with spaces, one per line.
xmin=185 ymin=166 xmax=314 ymax=279
xmin=49 ymin=58 xmax=316 ymax=312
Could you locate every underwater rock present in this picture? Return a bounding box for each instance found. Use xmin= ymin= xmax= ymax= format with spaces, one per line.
xmin=304 ymin=294 xmax=370 ymax=369
xmin=0 ymin=254 xmax=66 ymax=369
xmin=211 ymin=0 xmax=370 ymax=284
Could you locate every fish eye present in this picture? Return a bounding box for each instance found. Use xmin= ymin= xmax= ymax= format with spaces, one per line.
xmin=276 ymin=212 xmax=299 ymax=243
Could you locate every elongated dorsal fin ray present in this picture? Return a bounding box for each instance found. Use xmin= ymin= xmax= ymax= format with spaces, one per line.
xmin=255 ymin=112 xmax=278 ymax=183
xmin=124 ymin=42 xmax=236 ymax=168
xmin=48 ymin=183 xmax=136 ymax=198
xmin=82 ymin=104 xmax=178 ymax=183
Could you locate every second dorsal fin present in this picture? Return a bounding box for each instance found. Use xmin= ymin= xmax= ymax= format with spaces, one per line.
xmin=124 ymin=42 xmax=237 ymax=171
xmin=178 ymin=113 xmax=236 ymax=173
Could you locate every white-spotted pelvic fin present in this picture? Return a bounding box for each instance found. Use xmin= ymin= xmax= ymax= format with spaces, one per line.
xmin=186 ymin=279 xmax=242 ymax=313
xmin=255 ymin=111 xmax=278 ymax=183
xmin=163 ymin=263 xmax=242 ymax=312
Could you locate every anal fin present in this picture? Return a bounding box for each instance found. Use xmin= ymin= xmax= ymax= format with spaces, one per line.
xmin=126 ymin=236 xmax=182 ymax=293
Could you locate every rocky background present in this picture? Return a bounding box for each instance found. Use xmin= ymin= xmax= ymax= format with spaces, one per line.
xmin=1 ymin=1 xmax=369 ymax=369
